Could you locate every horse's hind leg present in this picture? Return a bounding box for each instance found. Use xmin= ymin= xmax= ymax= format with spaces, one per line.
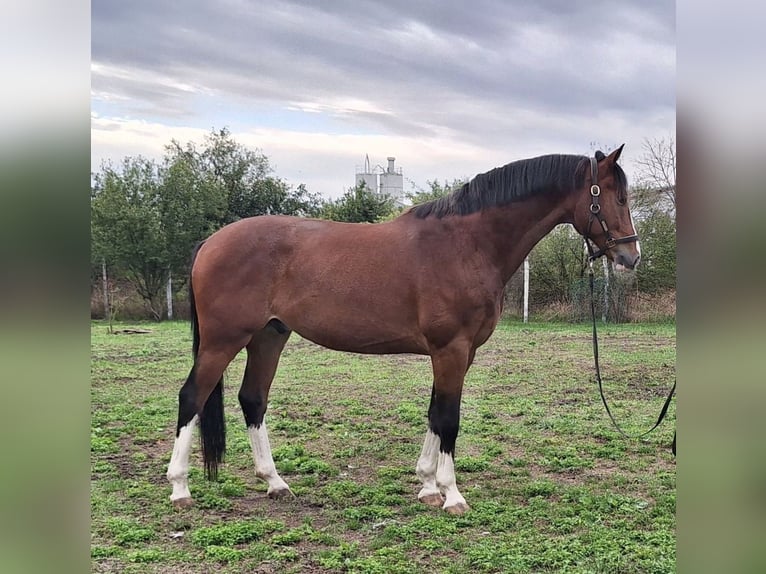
xmin=239 ymin=322 xmax=292 ymax=498
xmin=166 ymin=345 xmax=244 ymax=507
xmin=167 ymin=406 xmax=197 ymax=507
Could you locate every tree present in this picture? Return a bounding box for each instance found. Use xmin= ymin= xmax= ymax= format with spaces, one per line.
xmin=92 ymin=129 xmax=324 ymax=320
xmin=526 ymin=225 xmax=588 ymax=307
xmin=406 ymin=178 xmax=463 ymax=205
xmin=197 ymin=128 xmax=323 ymax=223
xmin=160 ymin=142 xmax=227 ymax=278
xmin=630 ymin=136 xmax=676 ymax=294
xmin=634 ymin=209 xmax=676 ymax=293
xmin=632 ymin=136 xmax=676 ymax=219
xmin=91 ymin=157 xmax=168 ymax=319
xmin=321 ymin=181 xmax=396 ymax=223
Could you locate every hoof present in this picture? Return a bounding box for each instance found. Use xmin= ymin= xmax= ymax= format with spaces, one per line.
xmin=267 ymin=487 xmax=293 ymax=499
xmin=444 ymin=502 xmax=470 ymax=515
xmin=419 ymin=493 xmax=445 ymax=508
xmin=172 ymin=497 xmax=194 ymax=509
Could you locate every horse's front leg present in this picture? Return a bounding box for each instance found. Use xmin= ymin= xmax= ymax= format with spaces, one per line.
xmin=417 ymin=340 xmax=472 ymax=514
xmin=416 ymin=423 xmax=443 ymax=507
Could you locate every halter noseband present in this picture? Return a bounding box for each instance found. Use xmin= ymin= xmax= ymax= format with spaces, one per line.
xmin=584 ymin=156 xmax=639 ymax=262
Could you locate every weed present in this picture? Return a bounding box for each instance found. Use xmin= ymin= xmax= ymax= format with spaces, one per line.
xmin=91 ymin=545 xmax=120 ymax=559
xmin=106 ymin=517 xmax=154 ymax=546
xmin=190 ymin=519 xmax=284 ymax=547
xmin=317 ymin=542 xmax=359 ymax=569
xmin=271 ymin=526 xmax=309 ymax=546
xmin=273 ymin=444 xmax=337 ymax=476
xmin=455 ymin=455 xmax=490 ymax=472
xmin=126 ymin=549 xmax=163 ymax=563
xmin=204 ymin=545 xmax=244 ymax=562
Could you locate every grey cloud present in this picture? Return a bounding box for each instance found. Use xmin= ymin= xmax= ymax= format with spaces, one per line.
xmin=92 ymin=0 xmax=674 ymax=155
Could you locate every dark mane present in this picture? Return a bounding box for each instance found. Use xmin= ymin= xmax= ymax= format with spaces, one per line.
xmin=411 ymin=154 xmax=590 ymax=219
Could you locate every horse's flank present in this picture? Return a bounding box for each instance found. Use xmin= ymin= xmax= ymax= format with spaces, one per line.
xmin=191 ymin=191 xmax=570 ymax=357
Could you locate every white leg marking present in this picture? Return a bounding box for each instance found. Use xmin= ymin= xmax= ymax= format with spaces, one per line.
xmin=248 ymin=422 xmax=291 ymax=496
xmin=416 ymin=430 xmax=442 ymax=501
xmin=436 ymin=452 xmax=468 ymax=511
xmin=166 ymin=414 xmax=198 ymax=503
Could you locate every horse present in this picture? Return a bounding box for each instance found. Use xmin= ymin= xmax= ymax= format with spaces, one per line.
xmin=166 ymin=145 xmax=640 ymax=515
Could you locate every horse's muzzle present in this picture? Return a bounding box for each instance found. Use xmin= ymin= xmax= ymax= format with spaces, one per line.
xmin=614 ymin=251 xmax=640 ymax=271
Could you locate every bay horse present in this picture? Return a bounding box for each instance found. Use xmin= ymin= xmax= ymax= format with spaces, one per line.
xmin=166 ymin=145 xmax=640 ymax=515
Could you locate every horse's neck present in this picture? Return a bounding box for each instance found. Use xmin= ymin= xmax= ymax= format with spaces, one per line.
xmin=472 ymin=197 xmax=572 ymax=284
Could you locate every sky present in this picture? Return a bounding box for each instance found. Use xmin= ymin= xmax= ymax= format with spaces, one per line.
xmin=91 ymin=0 xmax=675 ymax=200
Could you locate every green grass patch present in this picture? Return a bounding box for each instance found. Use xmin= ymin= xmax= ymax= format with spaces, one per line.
xmin=91 ymin=319 xmax=675 ymax=572
xmin=190 ymin=519 xmax=284 ymax=547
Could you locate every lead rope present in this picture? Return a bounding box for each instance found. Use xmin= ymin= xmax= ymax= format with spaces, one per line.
xmin=587 ymin=258 xmax=676 ymax=453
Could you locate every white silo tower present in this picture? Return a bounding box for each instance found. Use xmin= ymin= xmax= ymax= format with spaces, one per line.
xmin=355 ymin=154 xmax=377 ymax=193
xmin=379 ymin=156 xmax=404 ymax=203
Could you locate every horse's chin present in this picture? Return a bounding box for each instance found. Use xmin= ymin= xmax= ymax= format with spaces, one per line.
xmin=613 ymin=262 xmax=633 ymax=273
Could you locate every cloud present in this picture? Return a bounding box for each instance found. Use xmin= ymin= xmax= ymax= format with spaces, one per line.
xmin=91 ymin=0 xmax=675 ymax=197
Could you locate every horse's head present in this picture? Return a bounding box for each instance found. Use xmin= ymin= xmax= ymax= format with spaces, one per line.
xmin=573 ymin=144 xmax=641 ymax=270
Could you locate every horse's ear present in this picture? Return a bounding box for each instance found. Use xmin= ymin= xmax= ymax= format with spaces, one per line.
xmin=607 ymin=144 xmax=625 ymax=163
xmin=595 ymin=150 xmax=606 ymax=161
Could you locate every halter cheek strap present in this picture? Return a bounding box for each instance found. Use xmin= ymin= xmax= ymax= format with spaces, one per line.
xmin=584 ymin=156 xmax=639 ymax=262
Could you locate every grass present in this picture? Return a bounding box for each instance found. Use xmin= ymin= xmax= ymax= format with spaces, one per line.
xmin=91 ymin=319 xmax=676 ymax=573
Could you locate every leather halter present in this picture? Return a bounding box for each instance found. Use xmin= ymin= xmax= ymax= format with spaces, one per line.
xmin=584 ymin=156 xmax=639 ymax=262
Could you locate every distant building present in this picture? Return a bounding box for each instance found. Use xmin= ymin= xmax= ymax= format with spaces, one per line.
xmin=355 ymin=154 xmax=405 ymax=206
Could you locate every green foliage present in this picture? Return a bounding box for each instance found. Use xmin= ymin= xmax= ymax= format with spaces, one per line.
xmin=394 ymin=401 xmax=423 ymax=425
xmin=455 ymin=455 xmax=490 ymax=472
xmin=90 ymin=432 xmax=118 ymax=454
xmin=190 ymin=519 xmax=284 ymax=547
xmin=569 ymin=267 xmax=635 ymax=323
xmin=196 ymin=128 xmax=323 ymax=224
xmin=91 ymin=157 xmax=169 ymax=318
xmin=273 ymin=444 xmax=336 ymax=476
xmin=406 ymin=178 xmax=463 ymax=205
xmin=271 ymin=526 xmax=310 ymax=546
xmin=106 ymin=517 xmax=155 ymax=546
xmin=91 ymin=128 xmax=322 ymax=319
xmin=160 ymin=140 xmax=227 ymax=274
xmin=204 ymin=545 xmax=244 ymax=562
xmin=526 ymin=224 xmax=586 ymax=308
xmin=635 ymin=209 xmax=676 ymax=293
xmin=91 ymin=546 xmax=119 ymax=559
xmin=317 ymin=542 xmax=359 ymax=569
xmin=321 ymin=181 xmax=396 ymax=222
xmin=127 ymin=549 xmax=163 ymax=563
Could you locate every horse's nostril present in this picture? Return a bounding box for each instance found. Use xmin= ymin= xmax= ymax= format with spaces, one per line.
xmin=634 ymin=254 xmax=641 ymax=268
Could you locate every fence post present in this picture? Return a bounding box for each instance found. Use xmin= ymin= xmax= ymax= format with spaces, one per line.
xmin=523 ymin=257 xmax=529 ymax=323
xmin=166 ymin=270 xmax=173 ymax=320
xmin=102 ymin=260 xmax=109 ymax=320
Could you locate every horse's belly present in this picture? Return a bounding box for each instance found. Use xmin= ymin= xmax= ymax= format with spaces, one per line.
xmin=280 ymin=311 xmax=428 ymax=355
xmin=299 ymin=329 xmax=428 ymax=355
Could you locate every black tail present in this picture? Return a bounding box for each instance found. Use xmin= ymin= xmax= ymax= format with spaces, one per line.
xmin=188 ymin=241 xmax=226 ymax=481
xmin=200 ymin=377 xmax=225 ymax=481
xmin=189 ymin=242 xmax=203 ymax=358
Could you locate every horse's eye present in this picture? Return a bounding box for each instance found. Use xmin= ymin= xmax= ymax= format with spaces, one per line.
xmin=616 ymin=191 xmax=627 ymax=206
